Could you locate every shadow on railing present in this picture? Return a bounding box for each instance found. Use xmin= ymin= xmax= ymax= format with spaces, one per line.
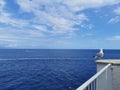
xmin=76 ymin=64 xmax=111 ymax=90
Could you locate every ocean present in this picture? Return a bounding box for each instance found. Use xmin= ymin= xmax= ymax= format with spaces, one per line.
xmin=0 ymin=49 xmax=120 ymax=90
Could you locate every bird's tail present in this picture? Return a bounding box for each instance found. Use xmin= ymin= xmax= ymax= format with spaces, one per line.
xmin=93 ymin=55 xmax=97 ymax=59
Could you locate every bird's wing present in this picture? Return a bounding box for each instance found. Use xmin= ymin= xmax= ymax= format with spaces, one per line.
xmin=96 ymin=53 xmax=103 ymax=57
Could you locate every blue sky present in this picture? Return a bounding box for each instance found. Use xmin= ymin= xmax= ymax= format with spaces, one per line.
xmin=0 ymin=0 xmax=120 ymax=49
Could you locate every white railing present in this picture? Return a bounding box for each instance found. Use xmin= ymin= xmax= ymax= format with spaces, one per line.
xmin=76 ymin=64 xmax=112 ymax=90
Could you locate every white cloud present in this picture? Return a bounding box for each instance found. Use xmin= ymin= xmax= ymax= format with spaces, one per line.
xmin=15 ymin=0 xmax=92 ymax=35
xmin=16 ymin=0 xmax=120 ymax=35
xmin=114 ymin=7 xmax=120 ymax=15
xmin=109 ymin=6 xmax=120 ymax=24
xmin=0 ymin=27 xmax=45 ymax=48
xmin=33 ymin=25 xmax=48 ymax=32
xmin=0 ymin=0 xmax=5 ymax=10
xmin=1 ymin=0 xmax=119 ymax=37
xmin=1 ymin=0 xmax=120 ymax=48
xmin=0 ymin=26 xmax=45 ymax=40
xmin=108 ymin=16 xmax=120 ymax=23
xmin=0 ymin=39 xmax=18 ymax=43
xmin=107 ymin=35 xmax=120 ymax=40
xmin=64 ymin=0 xmax=120 ymax=11
xmin=0 ymin=2 xmax=29 ymax=28
xmin=0 ymin=0 xmax=85 ymax=37
xmin=0 ymin=13 xmax=29 ymax=28
xmin=0 ymin=33 xmax=20 ymax=48
xmin=19 ymin=0 xmax=120 ymax=11
xmin=0 ymin=35 xmax=11 ymax=39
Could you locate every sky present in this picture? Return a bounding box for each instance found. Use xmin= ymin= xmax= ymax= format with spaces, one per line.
xmin=0 ymin=0 xmax=120 ymax=49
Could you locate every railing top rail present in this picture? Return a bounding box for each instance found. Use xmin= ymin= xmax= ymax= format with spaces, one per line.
xmin=76 ymin=64 xmax=111 ymax=90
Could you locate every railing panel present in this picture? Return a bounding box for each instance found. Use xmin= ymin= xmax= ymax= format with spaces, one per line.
xmin=76 ymin=64 xmax=111 ymax=90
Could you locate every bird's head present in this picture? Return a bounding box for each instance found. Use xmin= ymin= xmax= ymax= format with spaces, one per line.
xmin=100 ymin=48 xmax=104 ymax=53
xmin=100 ymin=48 xmax=103 ymax=51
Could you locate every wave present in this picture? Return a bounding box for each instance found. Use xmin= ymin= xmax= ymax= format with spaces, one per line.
xmin=0 ymin=57 xmax=89 ymax=61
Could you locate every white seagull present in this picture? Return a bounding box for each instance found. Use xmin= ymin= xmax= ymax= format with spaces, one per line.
xmin=93 ymin=48 xmax=104 ymax=59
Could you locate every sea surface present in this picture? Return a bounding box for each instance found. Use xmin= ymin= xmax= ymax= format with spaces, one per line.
xmin=0 ymin=49 xmax=120 ymax=90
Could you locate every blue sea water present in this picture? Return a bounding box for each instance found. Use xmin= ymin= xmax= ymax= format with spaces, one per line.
xmin=0 ymin=49 xmax=120 ymax=90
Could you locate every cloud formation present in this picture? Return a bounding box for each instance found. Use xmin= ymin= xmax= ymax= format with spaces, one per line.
xmin=107 ymin=35 xmax=120 ymax=40
xmin=0 ymin=0 xmax=120 ymax=48
xmin=108 ymin=16 xmax=120 ymax=23
xmin=16 ymin=0 xmax=90 ymax=35
xmin=16 ymin=0 xmax=120 ymax=34
xmin=109 ymin=6 xmax=120 ymax=23
xmin=114 ymin=7 xmax=120 ymax=15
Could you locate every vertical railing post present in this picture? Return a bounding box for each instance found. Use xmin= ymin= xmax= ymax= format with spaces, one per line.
xmin=107 ymin=64 xmax=112 ymax=90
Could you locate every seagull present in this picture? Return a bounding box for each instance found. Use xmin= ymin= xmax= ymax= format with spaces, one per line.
xmin=93 ymin=48 xmax=104 ymax=59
